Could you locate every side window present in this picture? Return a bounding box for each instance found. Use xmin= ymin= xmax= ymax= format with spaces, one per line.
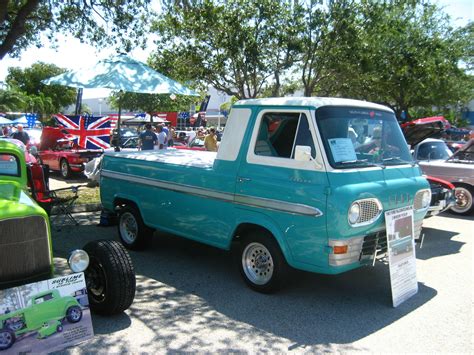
xmin=0 ymin=154 xmax=20 ymax=176
xmin=43 ymin=293 xmax=54 ymax=301
xmin=254 ymin=112 xmax=315 ymax=159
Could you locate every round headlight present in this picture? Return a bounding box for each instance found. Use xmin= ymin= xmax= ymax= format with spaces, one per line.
xmin=68 ymin=250 xmax=90 ymax=273
xmin=422 ymin=190 xmax=432 ymax=209
xmin=348 ymin=203 xmax=360 ymax=224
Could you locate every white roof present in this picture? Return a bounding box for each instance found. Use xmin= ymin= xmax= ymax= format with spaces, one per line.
xmin=234 ymin=97 xmax=393 ymax=113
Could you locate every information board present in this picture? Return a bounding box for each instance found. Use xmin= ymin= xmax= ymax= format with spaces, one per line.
xmin=385 ymin=206 xmax=418 ymax=307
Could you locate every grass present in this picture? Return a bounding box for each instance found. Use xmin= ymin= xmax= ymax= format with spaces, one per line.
xmin=53 ymin=185 xmax=101 ymax=205
xmin=76 ymin=186 xmax=101 ymax=205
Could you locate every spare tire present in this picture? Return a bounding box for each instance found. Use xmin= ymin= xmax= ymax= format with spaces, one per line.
xmin=83 ymin=240 xmax=136 ymax=315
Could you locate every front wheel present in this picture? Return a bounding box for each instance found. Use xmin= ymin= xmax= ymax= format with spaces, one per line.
xmin=66 ymin=305 xmax=82 ymax=323
xmin=84 ymin=240 xmax=136 ymax=315
xmin=60 ymin=159 xmax=71 ymax=179
xmin=237 ymin=231 xmax=288 ymax=294
xmin=450 ymin=185 xmax=474 ymax=215
xmin=0 ymin=329 xmax=15 ymax=351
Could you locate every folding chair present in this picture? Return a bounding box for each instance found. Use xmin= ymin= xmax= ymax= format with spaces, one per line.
xmin=48 ymin=186 xmax=81 ymax=229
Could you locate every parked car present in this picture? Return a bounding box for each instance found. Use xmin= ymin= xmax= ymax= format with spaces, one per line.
xmin=402 ymin=117 xmax=474 ymax=215
xmin=37 ymin=127 xmax=103 ymax=178
xmin=0 ymin=289 xmax=82 ymax=349
xmin=173 ymin=137 xmax=206 ymax=151
xmin=425 ymin=175 xmax=455 ymax=217
xmin=0 ymin=139 xmax=136 ymax=337
xmin=101 ymin=97 xmax=430 ymax=293
xmin=417 ymin=139 xmax=474 ymax=215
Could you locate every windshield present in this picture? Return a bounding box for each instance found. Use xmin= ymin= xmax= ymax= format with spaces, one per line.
xmin=416 ymin=141 xmax=452 ymax=161
xmin=316 ymin=106 xmax=413 ymax=168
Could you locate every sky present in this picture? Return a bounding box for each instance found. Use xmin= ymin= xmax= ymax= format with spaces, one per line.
xmin=0 ymin=0 xmax=472 ymax=99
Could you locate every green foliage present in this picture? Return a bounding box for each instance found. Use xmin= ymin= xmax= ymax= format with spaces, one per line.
xmin=335 ymin=1 xmax=473 ymax=120
xmin=0 ymin=89 xmax=26 ymax=111
xmin=108 ymin=92 xmax=199 ymax=113
xmin=0 ymin=0 xmax=152 ymax=60
xmin=5 ymin=62 xmax=77 ymax=117
xmin=153 ymin=0 xmax=472 ymax=120
xmin=152 ymin=0 xmax=299 ymax=99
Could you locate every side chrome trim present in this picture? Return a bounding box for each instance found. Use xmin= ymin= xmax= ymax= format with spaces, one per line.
xmin=101 ymin=170 xmax=323 ymax=217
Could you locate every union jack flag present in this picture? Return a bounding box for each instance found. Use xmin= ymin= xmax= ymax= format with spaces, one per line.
xmin=53 ymin=114 xmax=112 ymax=149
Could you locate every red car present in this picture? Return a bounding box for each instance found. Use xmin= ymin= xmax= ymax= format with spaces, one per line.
xmin=38 ymin=127 xmax=103 ymax=178
xmin=173 ymin=137 xmax=206 ymax=151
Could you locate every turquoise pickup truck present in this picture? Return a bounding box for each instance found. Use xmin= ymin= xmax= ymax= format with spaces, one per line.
xmin=100 ymin=97 xmax=430 ymax=293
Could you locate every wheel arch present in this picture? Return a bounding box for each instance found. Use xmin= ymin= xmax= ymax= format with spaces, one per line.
xmin=229 ymin=213 xmax=294 ymax=266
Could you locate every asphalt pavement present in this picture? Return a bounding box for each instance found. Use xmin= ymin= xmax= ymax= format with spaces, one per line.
xmin=48 ymin=210 xmax=473 ymax=353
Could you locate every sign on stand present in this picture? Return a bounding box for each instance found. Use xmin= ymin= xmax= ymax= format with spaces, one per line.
xmin=0 ymin=273 xmax=93 ymax=354
xmin=385 ymin=206 xmax=418 ymax=307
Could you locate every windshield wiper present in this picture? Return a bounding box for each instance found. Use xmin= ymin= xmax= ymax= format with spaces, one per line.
xmin=338 ymin=159 xmax=383 ymax=168
xmin=382 ymin=156 xmax=416 ymax=166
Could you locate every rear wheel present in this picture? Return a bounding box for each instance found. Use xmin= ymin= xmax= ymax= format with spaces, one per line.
xmin=60 ymin=159 xmax=71 ymax=179
xmin=450 ymin=185 xmax=474 ymax=215
xmin=237 ymin=230 xmax=288 ymax=293
xmin=84 ymin=240 xmax=136 ymax=315
xmin=118 ymin=205 xmax=152 ymax=250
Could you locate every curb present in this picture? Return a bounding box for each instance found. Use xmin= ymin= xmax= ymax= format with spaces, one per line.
xmin=50 ymin=203 xmax=102 ymax=215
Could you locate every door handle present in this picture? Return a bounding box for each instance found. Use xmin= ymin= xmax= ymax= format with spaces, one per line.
xmin=237 ymin=177 xmax=252 ymax=183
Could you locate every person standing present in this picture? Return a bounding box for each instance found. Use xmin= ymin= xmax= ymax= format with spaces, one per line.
xmin=138 ymin=123 xmax=157 ymax=151
xmin=11 ymin=124 xmax=30 ymax=145
xmin=204 ymin=127 xmax=218 ymax=152
xmin=156 ymin=125 xmax=168 ymax=150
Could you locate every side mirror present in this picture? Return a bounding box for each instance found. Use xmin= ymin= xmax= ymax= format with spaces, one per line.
xmin=294 ymin=145 xmax=312 ymax=162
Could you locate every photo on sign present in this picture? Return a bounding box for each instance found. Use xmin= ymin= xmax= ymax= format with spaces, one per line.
xmin=0 ymin=273 xmax=93 ymax=354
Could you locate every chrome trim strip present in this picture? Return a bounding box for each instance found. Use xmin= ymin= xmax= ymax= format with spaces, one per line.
xmin=101 ymin=170 xmax=323 ymax=217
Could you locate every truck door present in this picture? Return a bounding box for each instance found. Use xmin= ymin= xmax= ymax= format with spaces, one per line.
xmin=236 ymin=109 xmax=330 ymax=267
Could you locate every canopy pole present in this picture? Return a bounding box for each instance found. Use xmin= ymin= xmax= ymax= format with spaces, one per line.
xmin=113 ymin=91 xmax=123 ymax=152
xmin=75 ymin=88 xmax=83 ymax=115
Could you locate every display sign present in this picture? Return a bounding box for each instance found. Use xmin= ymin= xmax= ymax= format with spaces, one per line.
xmin=385 ymin=206 xmax=418 ymax=307
xmin=0 ymin=273 xmax=93 ymax=354
xmin=328 ymin=138 xmax=357 ymax=162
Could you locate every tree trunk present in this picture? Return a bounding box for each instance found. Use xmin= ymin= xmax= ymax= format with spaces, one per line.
xmin=0 ymin=0 xmax=41 ymax=60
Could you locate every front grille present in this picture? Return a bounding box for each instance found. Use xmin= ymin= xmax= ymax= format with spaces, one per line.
xmin=0 ymin=216 xmax=52 ymax=288
xmin=350 ymin=198 xmax=382 ymax=227
xmin=413 ymin=191 xmax=424 ymax=210
xmin=359 ymin=200 xmax=381 ymax=223
xmin=360 ymin=231 xmax=388 ymax=263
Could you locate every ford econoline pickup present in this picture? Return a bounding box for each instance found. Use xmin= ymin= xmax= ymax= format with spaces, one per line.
xmin=100 ymin=97 xmax=431 ymax=293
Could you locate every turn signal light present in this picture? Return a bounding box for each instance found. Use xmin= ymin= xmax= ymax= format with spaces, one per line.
xmin=333 ymin=245 xmax=348 ymax=254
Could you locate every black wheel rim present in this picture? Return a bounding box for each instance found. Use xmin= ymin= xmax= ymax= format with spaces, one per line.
xmin=85 ymin=256 xmax=108 ymax=303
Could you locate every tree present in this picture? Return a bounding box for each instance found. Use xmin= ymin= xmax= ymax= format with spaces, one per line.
xmin=336 ymin=1 xmax=473 ymax=120
xmin=108 ymin=92 xmax=198 ymax=115
xmin=0 ymin=0 xmax=152 ymax=60
xmin=151 ymin=0 xmax=299 ymax=99
xmin=5 ymin=62 xmax=76 ymax=116
xmin=0 ymin=88 xmax=25 ymax=111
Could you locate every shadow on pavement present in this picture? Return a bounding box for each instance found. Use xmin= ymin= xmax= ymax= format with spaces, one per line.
xmin=52 ymin=215 xmax=437 ymax=352
xmin=416 ymin=227 xmax=464 ymax=260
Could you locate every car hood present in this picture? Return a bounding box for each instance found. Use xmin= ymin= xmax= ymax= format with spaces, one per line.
xmin=0 ymin=182 xmax=46 ymax=217
xmin=401 ymin=116 xmax=450 ymax=146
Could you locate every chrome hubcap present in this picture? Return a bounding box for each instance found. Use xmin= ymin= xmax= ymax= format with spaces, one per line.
xmin=452 ymin=187 xmax=472 ymax=213
xmin=70 ymin=308 xmax=81 ymax=321
xmin=242 ymin=242 xmax=274 ymax=285
xmin=61 ymin=162 xmax=68 ymax=176
xmin=120 ymin=212 xmax=138 ymax=244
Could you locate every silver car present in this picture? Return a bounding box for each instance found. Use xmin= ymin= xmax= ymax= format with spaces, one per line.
xmin=415 ymin=139 xmax=473 ymax=215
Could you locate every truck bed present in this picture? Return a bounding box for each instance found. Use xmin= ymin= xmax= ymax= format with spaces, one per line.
xmin=104 ymin=149 xmax=216 ymax=169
